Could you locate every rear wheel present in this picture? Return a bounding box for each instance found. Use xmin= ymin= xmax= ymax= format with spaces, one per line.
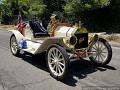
xmin=10 ymin=35 xmax=20 ymax=56
xmin=89 ymin=38 xmax=112 ymax=65
xmin=46 ymin=44 xmax=69 ymax=81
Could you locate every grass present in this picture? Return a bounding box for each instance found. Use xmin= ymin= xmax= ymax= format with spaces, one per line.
xmin=0 ymin=25 xmax=15 ymax=30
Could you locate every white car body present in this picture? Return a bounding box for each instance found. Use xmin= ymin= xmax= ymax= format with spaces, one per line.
xmin=10 ymin=26 xmax=77 ymax=54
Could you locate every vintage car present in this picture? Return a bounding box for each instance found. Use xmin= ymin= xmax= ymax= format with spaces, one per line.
xmin=9 ymin=19 xmax=112 ymax=80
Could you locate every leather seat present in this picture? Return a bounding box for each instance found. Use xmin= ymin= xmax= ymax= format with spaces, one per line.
xmin=29 ymin=20 xmax=49 ymax=37
xmin=41 ymin=20 xmax=49 ymax=30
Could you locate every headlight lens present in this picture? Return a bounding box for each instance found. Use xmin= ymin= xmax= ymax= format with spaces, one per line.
xmin=69 ymin=35 xmax=77 ymax=46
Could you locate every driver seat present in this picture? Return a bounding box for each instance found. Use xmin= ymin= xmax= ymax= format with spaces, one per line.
xmin=29 ymin=20 xmax=49 ymax=38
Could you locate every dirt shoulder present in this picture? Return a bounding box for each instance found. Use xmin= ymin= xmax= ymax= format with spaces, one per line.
xmin=98 ymin=33 xmax=120 ymax=47
xmin=0 ymin=25 xmax=15 ymax=30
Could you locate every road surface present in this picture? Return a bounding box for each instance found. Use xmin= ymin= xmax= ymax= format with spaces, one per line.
xmin=0 ymin=30 xmax=120 ymax=90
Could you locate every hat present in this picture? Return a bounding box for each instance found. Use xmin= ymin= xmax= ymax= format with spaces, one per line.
xmin=50 ymin=14 xmax=56 ymax=19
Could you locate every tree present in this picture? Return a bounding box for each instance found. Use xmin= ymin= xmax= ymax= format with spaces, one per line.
xmin=0 ymin=0 xmax=30 ymax=16
xmin=64 ymin=0 xmax=110 ymax=14
xmin=0 ymin=0 xmax=30 ymax=24
xmin=29 ymin=0 xmax=46 ymax=19
xmin=0 ymin=0 xmax=12 ymax=16
xmin=0 ymin=0 xmax=47 ymax=23
xmin=43 ymin=0 xmax=65 ymax=14
xmin=9 ymin=0 xmax=29 ymax=15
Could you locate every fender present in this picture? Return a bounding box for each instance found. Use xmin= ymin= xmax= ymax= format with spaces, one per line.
xmin=10 ymin=30 xmax=25 ymax=45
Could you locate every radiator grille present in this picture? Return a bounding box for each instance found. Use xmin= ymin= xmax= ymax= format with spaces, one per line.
xmin=75 ymin=33 xmax=88 ymax=49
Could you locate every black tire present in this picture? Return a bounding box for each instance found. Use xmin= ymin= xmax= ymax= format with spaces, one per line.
xmin=46 ymin=44 xmax=69 ymax=81
xmin=89 ymin=38 xmax=112 ymax=66
xmin=10 ymin=35 xmax=20 ymax=56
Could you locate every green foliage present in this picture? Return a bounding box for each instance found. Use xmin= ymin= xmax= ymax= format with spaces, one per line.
xmin=64 ymin=0 xmax=110 ymax=14
xmin=53 ymin=11 xmax=78 ymax=24
xmin=0 ymin=0 xmax=12 ymax=16
xmin=0 ymin=0 xmax=30 ymax=17
xmin=62 ymin=0 xmax=111 ymax=23
xmin=0 ymin=0 xmax=46 ymax=22
xmin=43 ymin=0 xmax=65 ymax=13
xmin=9 ymin=0 xmax=29 ymax=15
xmin=0 ymin=0 xmax=120 ymax=26
xmin=29 ymin=0 xmax=46 ymax=19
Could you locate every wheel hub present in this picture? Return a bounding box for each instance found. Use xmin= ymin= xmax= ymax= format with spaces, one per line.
xmin=97 ymin=49 xmax=102 ymax=54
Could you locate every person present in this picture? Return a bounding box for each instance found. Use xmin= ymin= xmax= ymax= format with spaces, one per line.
xmin=48 ymin=14 xmax=72 ymax=37
xmin=47 ymin=14 xmax=59 ymax=36
xmin=16 ymin=14 xmax=26 ymax=36
xmin=17 ymin=14 xmax=22 ymax=24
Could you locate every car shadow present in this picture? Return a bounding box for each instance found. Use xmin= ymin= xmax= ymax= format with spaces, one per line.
xmin=18 ymin=53 xmax=117 ymax=87
xmin=18 ymin=52 xmax=48 ymax=72
xmin=63 ymin=60 xmax=117 ymax=86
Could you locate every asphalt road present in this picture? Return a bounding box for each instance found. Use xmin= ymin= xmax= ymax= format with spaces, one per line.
xmin=0 ymin=30 xmax=120 ymax=90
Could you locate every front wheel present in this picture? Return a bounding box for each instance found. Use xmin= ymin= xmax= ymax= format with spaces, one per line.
xmin=46 ymin=44 xmax=69 ymax=81
xmin=88 ymin=38 xmax=112 ymax=66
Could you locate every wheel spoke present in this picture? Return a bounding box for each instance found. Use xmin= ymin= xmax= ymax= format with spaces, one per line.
xmin=93 ymin=54 xmax=98 ymax=60
xmin=101 ymin=53 xmax=106 ymax=58
xmin=55 ymin=64 xmax=58 ymax=73
xmin=58 ymin=64 xmax=64 ymax=72
xmin=92 ymin=50 xmax=97 ymax=53
xmin=51 ymin=52 xmax=55 ymax=58
xmin=99 ymin=54 xmax=104 ymax=62
xmin=101 ymin=46 xmax=106 ymax=51
xmin=102 ymin=51 xmax=107 ymax=53
xmin=57 ymin=64 xmax=61 ymax=74
xmin=52 ymin=49 xmax=56 ymax=56
xmin=92 ymin=46 xmax=97 ymax=51
xmin=53 ymin=64 xmax=56 ymax=70
xmin=94 ymin=43 xmax=98 ymax=49
xmin=58 ymin=59 xmax=64 ymax=62
xmin=99 ymin=42 xmax=102 ymax=49
xmin=58 ymin=53 xmax=62 ymax=59
xmin=50 ymin=57 xmax=54 ymax=61
xmin=50 ymin=61 xmax=55 ymax=65
xmin=58 ymin=62 xmax=64 ymax=66
xmin=98 ymin=55 xmax=100 ymax=61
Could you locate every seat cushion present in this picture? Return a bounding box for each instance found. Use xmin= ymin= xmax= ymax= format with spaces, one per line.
xmin=29 ymin=20 xmax=49 ymax=37
xmin=41 ymin=20 xmax=49 ymax=30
